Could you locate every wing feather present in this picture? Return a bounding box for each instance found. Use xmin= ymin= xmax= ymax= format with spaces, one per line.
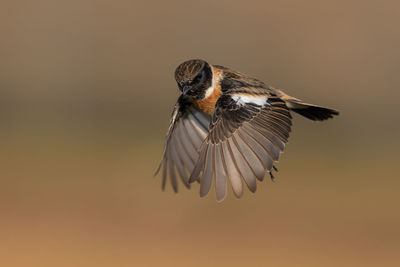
xmin=222 ymin=141 xmax=243 ymax=198
xmin=169 ymin=136 xmax=190 ymax=187
xmin=156 ymin=99 xmax=211 ymax=192
xmin=242 ymin=123 xmax=281 ymax=161
xmin=237 ymin=128 xmax=274 ymax=173
xmin=175 ymin=123 xmax=196 ymax=169
xmin=215 ymin=144 xmax=227 ymax=202
xmin=251 ymin=117 xmax=288 ymax=145
xmin=161 ymin=157 xmax=167 ymax=190
xmin=200 ymin=145 xmax=214 ymax=197
xmin=167 ymin=148 xmax=178 ymax=192
xmin=229 ymin=135 xmax=257 ymax=192
xmin=234 ymin=130 xmax=266 ymax=180
xmin=189 ymin=94 xmax=292 ymax=200
xmin=183 ymin=116 xmax=204 ymax=148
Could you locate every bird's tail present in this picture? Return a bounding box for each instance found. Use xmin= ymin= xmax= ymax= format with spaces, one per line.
xmin=276 ymin=90 xmax=339 ymax=121
xmin=285 ymin=100 xmax=339 ymax=121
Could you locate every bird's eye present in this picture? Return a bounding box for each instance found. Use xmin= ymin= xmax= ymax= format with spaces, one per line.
xmin=192 ymin=71 xmax=203 ymax=84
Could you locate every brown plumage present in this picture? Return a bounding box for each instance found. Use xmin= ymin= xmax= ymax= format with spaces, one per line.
xmin=155 ymin=59 xmax=339 ymax=202
xmin=193 ymin=86 xmax=222 ymax=115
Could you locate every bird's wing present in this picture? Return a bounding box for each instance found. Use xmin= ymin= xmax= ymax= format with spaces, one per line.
xmin=189 ymin=94 xmax=292 ymax=201
xmin=155 ymin=96 xmax=211 ymax=192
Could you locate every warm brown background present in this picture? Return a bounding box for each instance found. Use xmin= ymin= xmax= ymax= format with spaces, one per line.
xmin=1 ymin=0 xmax=399 ymax=266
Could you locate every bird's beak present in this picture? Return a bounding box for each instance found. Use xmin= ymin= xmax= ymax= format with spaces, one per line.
xmin=182 ymin=85 xmax=190 ymax=95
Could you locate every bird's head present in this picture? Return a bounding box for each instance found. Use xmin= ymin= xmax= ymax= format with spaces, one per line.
xmin=174 ymin=59 xmax=213 ymax=100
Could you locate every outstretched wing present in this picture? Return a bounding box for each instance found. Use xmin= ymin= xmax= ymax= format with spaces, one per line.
xmin=189 ymin=94 xmax=292 ymax=201
xmin=155 ymin=96 xmax=211 ymax=192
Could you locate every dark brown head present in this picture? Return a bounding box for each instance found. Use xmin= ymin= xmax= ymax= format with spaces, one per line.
xmin=174 ymin=59 xmax=213 ymax=100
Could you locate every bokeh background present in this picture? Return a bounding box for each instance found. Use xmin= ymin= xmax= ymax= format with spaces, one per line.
xmin=1 ymin=0 xmax=399 ymax=266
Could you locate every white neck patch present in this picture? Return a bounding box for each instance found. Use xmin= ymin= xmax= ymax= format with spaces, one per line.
xmin=231 ymin=94 xmax=269 ymax=106
xmin=203 ymin=67 xmax=217 ymax=99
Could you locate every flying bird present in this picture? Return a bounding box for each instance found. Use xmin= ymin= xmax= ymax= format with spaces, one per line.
xmin=155 ymin=59 xmax=339 ymax=202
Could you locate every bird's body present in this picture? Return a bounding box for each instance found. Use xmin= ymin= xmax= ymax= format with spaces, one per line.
xmin=156 ymin=59 xmax=339 ymax=202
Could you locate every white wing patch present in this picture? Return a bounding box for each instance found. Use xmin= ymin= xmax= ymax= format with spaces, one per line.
xmin=231 ymin=94 xmax=269 ymax=106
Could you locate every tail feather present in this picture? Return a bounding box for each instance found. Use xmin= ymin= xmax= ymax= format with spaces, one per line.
xmin=285 ymin=100 xmax=339 ymax=121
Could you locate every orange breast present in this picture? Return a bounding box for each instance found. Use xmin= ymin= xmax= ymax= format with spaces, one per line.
xmin=193 ymin=84 xmax=222 ymax=115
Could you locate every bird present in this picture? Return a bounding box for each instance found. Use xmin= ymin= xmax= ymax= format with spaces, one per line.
xmin=155 ymin=59 xmax=339 ymax=202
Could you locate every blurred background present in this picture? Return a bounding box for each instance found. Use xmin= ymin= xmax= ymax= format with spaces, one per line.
xmin=1 ymin=0 xmax=399 ymax=266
